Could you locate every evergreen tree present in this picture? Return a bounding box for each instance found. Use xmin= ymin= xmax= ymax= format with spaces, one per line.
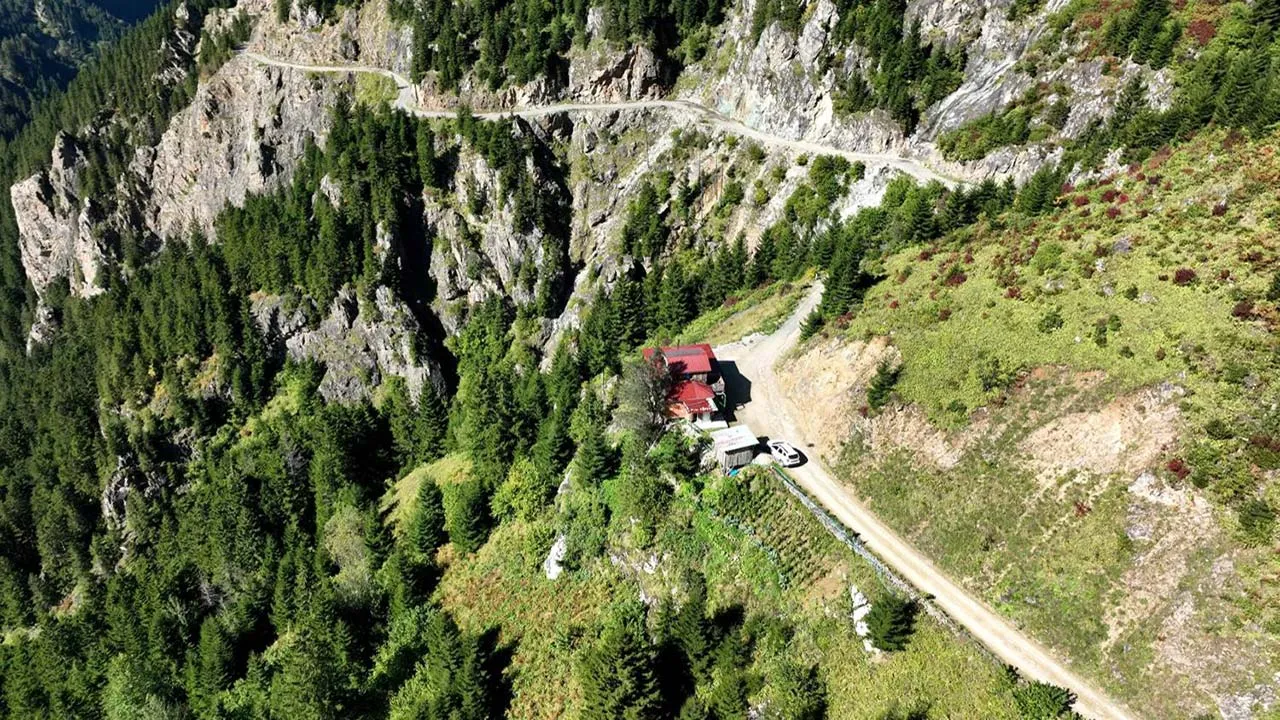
xmin=657 ymin=262 xmax=694 ymax=332
xmin=187 ymin=616 xmax=232 ymax=717
xmin=574 ymin=412 xmax=614 ymax=486
xmin=410 ymin=479 xmax=447 ymax=557
xmin=615 ymin=274 xmax=649 ymax=348
xmin=578 ymin=599 xmax=664 ymax=720
xmin=417 ymin=384 xmax=449 ymax=460
xmin=384 ymin=377 xmax=421 ymax=469
xmin=1216 ymin=49 xmax=1264 ymax=128
xmin=671 ymin=572 xmax=716 ymax=683
xmin=866 ymin=594 xmax=917 ymax=651
xmin=748 ymin=233 xmax=777 ymax=287
xmin=1255 ymin=0 xmax=1280 ymax=35
xmin=443 ymin=479 xmax=490 ymax=554
xmin=1012 ymin=680 xmax=1076 ymax=720
xmin=866 ymin=359 xmax=900 ymax=411
xmin=580 ymin=293 xmax=621 ymax=377
xmin=416 ymin=121 xmax=439 ymax=189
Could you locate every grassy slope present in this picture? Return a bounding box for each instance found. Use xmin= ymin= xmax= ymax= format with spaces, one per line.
xmin=827 ymin=128 xmax=1280 ymax=717
xmin=422 ymin=458 xmax=1022 ymax=719
xmin=677 ymin=274 xmax=812 ymax=346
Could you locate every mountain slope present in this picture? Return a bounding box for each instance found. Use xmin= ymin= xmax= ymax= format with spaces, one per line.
xmin=0 ymin=0 xmax=166 ymax=138
xmin=0 ymin=0 xmax=1278 ymax=719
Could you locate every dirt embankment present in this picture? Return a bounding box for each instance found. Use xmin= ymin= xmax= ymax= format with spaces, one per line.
xmin=777 ymin=335 xmax=968 ymax=469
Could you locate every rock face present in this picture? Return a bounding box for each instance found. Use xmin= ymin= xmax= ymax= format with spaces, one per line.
xmin=567 ymin=44 xmax=668 ymax=102
xmin=253 ymin=286 xmax=444 ymax=405
xmin=11 ymin=35 xmax=338 ymax=313
xmin=676 ymin=0 xmax=1175 ymax=184
xmin=138 ymin=54 xmax=339 ymax=240
xmin=11 ymin=133 xmax=108 ymax=299
xmin=425 ymin=124 xmax=572 ymax=334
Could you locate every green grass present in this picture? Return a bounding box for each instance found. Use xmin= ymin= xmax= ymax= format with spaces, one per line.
xmin=436 ymin=518 xmax=620 ymax=720
xmin=702 ymin=468 xmax=846 ymax=590
xmin=678 ymin=275 xmax=811 ymax=346
xmin=355 ymin=72 xmax=397 ymax=107
xmin=431 ymin=466 xmax=1022 ymax=718
xmin=381 ymin=454 xmax=473 ymax=536
xmin=822 ymin=128 xmax=1280 ymax=716
xmin=847 ymin=129 xmax=1280 ymax=429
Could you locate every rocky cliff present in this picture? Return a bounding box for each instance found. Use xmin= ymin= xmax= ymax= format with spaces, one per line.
xmin=678 ymin=0 xmax=1174 ymax=184
xmin=7 ymin=0 xmax=1177 ymax=380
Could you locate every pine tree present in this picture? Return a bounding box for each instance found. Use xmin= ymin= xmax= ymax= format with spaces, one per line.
xmin=1216 ymin=51 xmax=1262 ymax=128
xmin=570 ymin=386 xmax=613 ymax=484
xmin=410 ymin=479 xmax=447 ymax=557
xmin=866 ymin=359 xmax=900 ymax=411
xmin=578 ymin=599 xmax=664 ymax=720
xmin=580 ymin=292 xmax=620 ymax=377
xmin=384 ymin=377 xmax=420 ymax=469
xmin=188 ymin=616 xmax=232 ymax=717
xmin=866 ymin=594 xmax=917 ymax=651
xmin=614 ymin=275 xmax=648 ymax=349
xmin=657 ymin=262 xmax=694 ymax=332
xmin=416 ymin=121 xmax=438 ymax=189
xmin=1255 ymin=0 xmax=1280 ymax=35
xmin=671 ymin=572 xmax=716 ymax=683
xmin=417 ymin=384 xmax=449 ymax=460
xmin=444 ymin=479 xmax=490 ymax=554
xmin=748 ymin=233 xmax=777 ymax=287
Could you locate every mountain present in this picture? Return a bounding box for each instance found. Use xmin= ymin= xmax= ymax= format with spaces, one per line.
xmin=0 ymin=0 xmax=167 ymax=138
xmin=0 ymin=0 xmax=1277 ymax=718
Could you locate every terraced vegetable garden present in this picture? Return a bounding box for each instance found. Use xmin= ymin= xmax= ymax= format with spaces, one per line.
xmin=704 ymin=468 xmax=846 ymax=590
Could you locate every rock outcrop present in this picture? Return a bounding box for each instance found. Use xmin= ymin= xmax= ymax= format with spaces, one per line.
xmin=138 ymin=54 xmax=338 ymax=240
xmin=11 ymin=133 xmax=109 ymax=299
xmin=425 ymin=119 xmax=574 ymax=334
xmin=10 ymin=3 xmax=337 ymax=309
xmin=253 ymin=286 xmax=444 ymax=405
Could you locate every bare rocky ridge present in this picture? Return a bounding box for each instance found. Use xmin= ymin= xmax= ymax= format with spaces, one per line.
xmin=252 ymin=285 xmax=444 ymax=404
xmin=678 ymin=0 xmax=1174 ymax=184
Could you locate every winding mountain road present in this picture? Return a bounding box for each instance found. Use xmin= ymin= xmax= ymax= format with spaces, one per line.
xmin=718 ymin=283 xmax=1140 ymax=720
xmin=235 ymin=48 xmax=1133 ymax=717
xmin=239 ymin=51 xmax=960 ymax=187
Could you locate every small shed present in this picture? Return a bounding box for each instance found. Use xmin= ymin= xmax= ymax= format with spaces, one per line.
xmin=711 ymin=425 xmax=759 ymax=473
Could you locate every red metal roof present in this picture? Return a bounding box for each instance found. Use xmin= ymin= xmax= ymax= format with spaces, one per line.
xmin=670 ymin=380 xmax=716 ymax=415
xmin=671 ymin=379 xmax=714 ymax=402
xmin=643 ymin=343 xmax=716 ymax=375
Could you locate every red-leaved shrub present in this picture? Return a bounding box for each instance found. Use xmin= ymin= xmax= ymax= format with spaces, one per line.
xmin=1166 ymin=458 xmax=1191 ymax=480
xmin=1187 ymin=18 xmax=1216 ymax=46
xmin=1172 ymin=267 xmax=1197 ymax=285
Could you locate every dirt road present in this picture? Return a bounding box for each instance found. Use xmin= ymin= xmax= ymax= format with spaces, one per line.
xmin=716 ymin=283 xmax=1140 ymax=720
xmin=239 ymin=51 xmax=960 ymax=187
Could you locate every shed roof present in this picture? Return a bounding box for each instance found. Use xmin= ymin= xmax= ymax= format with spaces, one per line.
xmin=711 ymin=425 xmax=758 ymax=452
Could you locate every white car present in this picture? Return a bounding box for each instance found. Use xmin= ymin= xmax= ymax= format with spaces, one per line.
xmin=768 ymin=440 xmax=802 ymax=467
